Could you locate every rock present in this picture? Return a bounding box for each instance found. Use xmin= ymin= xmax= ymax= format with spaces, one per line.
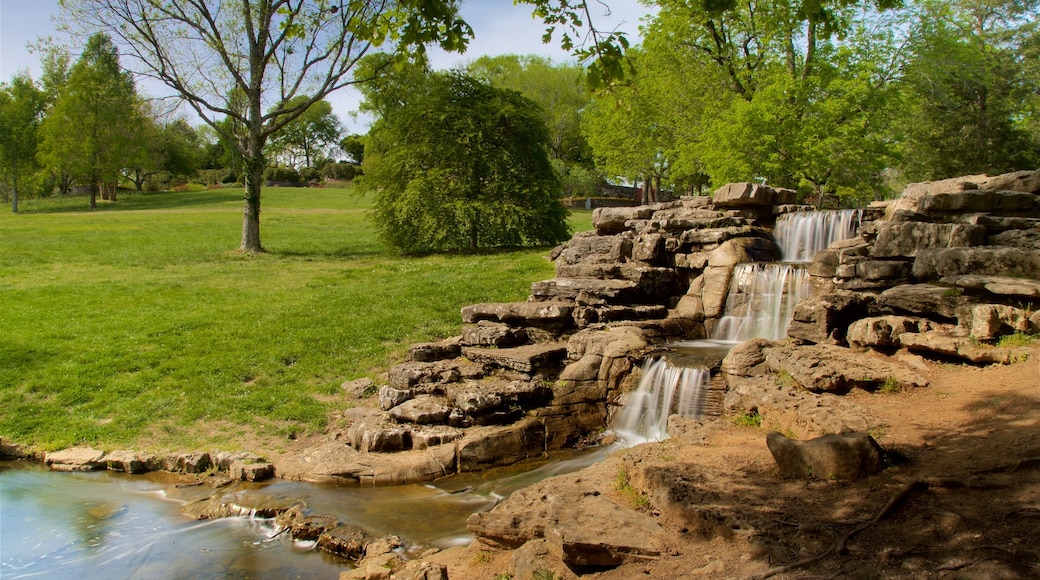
xmin=786 ymin=291 xmax=877 ymax=344
xmin=899 ymin=330 xmax=1032 ymax=364
xmin=942 ymin=274 xmax=1040 ymax=300
xmin=544 ymin=493 xmax=666 ymax=568
xmin=460 ymin=321 xmax=526 ymax=347
xmin=456 ymin=420 xmax=547 ymax=472
xmin=918 ymin=190 xmax=1037 ymax=215
xmin=876 ymin=284 xmax=972 ymax=321
xmin=593 ymin=207 xmax=654 ymax=234
xmin=461 ymin=301 xmax=575 ymax=328
xmin=407 ymin=339 xmax=462 ymax=362
xmin=766 ymin=431 xmax=886 ymax=480
xmin=103 ymin=450 xmax=162 ymax=473
xmin=529 ymin=277 xmax=641 ymax=305
xmin=723 ymin=376 xmax=876 ymax=437
xmin=389 ymin=560 xmax=448 ymax=580
xmin=765 ymin=344 xmax=929 ymax=393
xmin=380 ymin=386 xmax=414 ymax=411
xmin=387 ymin=360 xmax=467 ymax=392
xmin=45 ymin=447 xmax=106 ymax=471
xmin=966 ymin=304 xmax=1038 ymax=341
xmin=0 ymin=438 xmax=33 ymax=460
xmin=706 ymin=237 xmax=780 ymax=267
xmin=342 ymin=377 xmax=377 ymax=397
xmin=713 ymin=182 xmax=795 ymax=208
xmin=511 ymin=539 xmax=579 ymax=580
xmin=318 ymin=523 xmax=370 ymax=560
xmin=847 ymin=316 xmax=932 ymax=348
xmin=720 ymin=338 xmax=776 ymax=377
xmin=462 ymin=343 xmax=568 ymax=375
xmin=389 ymin=396 xmax=452 ymax=425
xmin=870 ymin=222 xmax=986 ymax=258
xmin=912 ymin=247 xmax=1040 ymax=280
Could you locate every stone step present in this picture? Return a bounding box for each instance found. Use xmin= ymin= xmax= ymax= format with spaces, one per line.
xmin=529 ymin=277 xmax=642 ymax=305
xmin=461 ymin=301 xmax=574 ymax=329
xmin=462 ymin=343 xmax=568 ymax=375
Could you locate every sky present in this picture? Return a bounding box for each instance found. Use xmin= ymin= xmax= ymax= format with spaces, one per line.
xmin=1 ymin=0 xmax=655 ymax=133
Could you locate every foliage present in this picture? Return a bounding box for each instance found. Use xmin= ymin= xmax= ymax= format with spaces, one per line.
xmin=878 ymin=377 xmax=904 ymax=393
xmin=359 ymin=70 xmax=570 ymax=253
xmin=0 ymin=73 xmax=46 ymax=210
xmin=61 ymin=0 xmax=473 ymax=252
xmin=898 ymin=0 xmax=1040 ymax=179
xmin=733 ymin=409 xmax=763 ymax=427
xmin=0 ymin=185 xmax=586 ymax=451
xmin=339 ymin=134 xmax=366 ymax=165
xmin=37 ymin=33 xmax=144 ymax=209
xmin=996 ymin=331 xmax=1038 ymax=348
xmin=264 ymin=165 xmax=302 ymax=184
xmin=614 ymin=466 xmax=651 ymax=509
xmin=267 ymin=96 xmax=343 ymax=170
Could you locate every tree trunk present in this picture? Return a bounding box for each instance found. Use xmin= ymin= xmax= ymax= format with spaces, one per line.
xmin=90 ymin=180 xmax=98 ymax=209
xmin=240 ymin=164 xmax=263 ymax=252
xmin=11 ymin=158 xmax=18 ymax=213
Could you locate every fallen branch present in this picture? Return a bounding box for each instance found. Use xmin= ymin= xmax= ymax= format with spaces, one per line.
xmin=746 ymin=480 xmax=929 ymax=580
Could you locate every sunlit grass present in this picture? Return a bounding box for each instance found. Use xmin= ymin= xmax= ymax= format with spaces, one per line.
xmin=1 ymin=185 xmax=591 ymax=452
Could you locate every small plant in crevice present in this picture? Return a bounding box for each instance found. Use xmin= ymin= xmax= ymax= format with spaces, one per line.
xmin=878 ymin=377 xmax=904 ymax=393
xmin=997 ymin=331 xmax=1037 ymax=349
xmin=776 ymin=369 xmax=798 ymax=388
xmin=733 ymin=408 xmax=762 ymax=428
xmin=614 ymin=467 xmax=651 ymax=510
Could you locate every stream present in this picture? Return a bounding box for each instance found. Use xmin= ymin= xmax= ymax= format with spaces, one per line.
xmin=0 ymin=446 xmax=611 ymax=579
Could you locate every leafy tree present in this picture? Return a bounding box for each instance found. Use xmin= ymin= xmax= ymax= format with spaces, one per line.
xmin=898 ymin=0 xmax=1040 ymax=179
xmin=38 ymin=33 xmax=144 ymax=209
xmin=61 ymin=0 xmax=472 ymax=252
xmin=0 ymin=73 xmax=46 ymax=212
xmin=596 ymin=0 xmax=906 ymax=202
xmin=359 ymin=71 xmax=569 ymax=253
xmin=268 ymin=96 xmax=342 ymax=170
xmin=339 ymin=134 xmax=366 ymax=165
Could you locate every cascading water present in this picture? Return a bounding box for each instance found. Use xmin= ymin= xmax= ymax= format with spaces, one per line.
xmin=712 ymin=262 xmax=811 ymax=342
xmin=613 ymin=359 xmax=711 ymax=443
xmin=774 ymin=209 xmax=862 ymax=263
xmin=613 ymin=208 xmax=864 ymax=443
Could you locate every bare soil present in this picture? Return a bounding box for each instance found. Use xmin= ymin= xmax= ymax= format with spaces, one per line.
xmin=429 ymin=347 xmax=1040 ymax=580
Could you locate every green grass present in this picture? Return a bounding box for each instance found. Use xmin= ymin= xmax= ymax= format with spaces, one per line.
xmin=0 ymin=186 xmax=593 ymax=452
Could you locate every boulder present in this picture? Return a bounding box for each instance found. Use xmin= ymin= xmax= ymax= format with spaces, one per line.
xmin=462 ymin=343 xmax=568 ymax=374
xmin=511 ymin=539 xmax=579 ymax=580
xmin=917 ymin=190 xmax=1037 ymax=215
xmin=103 ymin=450 xmax=162 ymax=473
xmin=876 ymin=284 xmax=972 ymax=320
xmin=720 ymin=338 xmax=776 ymax=377
xmin=966 ymin=303 xmax=1039 ymax=341
xmin=766 ymin=431 xmax=886 ymax=480
xmin=544 ymin=493 xmax=666 ymax=568
xmin=706 ymin=236 xmax=780 ymax=267
xmin=899 ymin=330 xmax=1032 ymax=364
xmin=318 ymin=523 xmax=370 ymax=560
xmin=786 ymin=291 xmax=877 ymax=344
xmin=713 ymin=182 xmax=796 ymax=208
xmin=460 ymin=321 xmax=526 ymax=347
xmin=456 ymin=420 xmax=547 ymax=472
xmin=847 ymin=316 xmax=932 ymax=348
xmin=529 ymin=277 xmax=641 ymax=305
xmin=379 ymin=386 xmax=413 ymax=411
xmin=407 ymin=339 xmax=462 ymax=362
xmin=389 ymin=397 xmax=452 ymax=425
xmin=592 ymin=207 xmax=654 ymax=234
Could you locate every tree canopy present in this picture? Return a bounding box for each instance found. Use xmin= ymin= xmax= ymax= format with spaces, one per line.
xmin=359 ymin=69 xmax=570 ymax=253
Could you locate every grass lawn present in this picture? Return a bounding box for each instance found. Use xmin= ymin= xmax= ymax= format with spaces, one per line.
xmin=0 ymin=185 xmax=593 ymax=453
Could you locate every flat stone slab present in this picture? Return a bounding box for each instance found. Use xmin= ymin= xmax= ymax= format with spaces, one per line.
xmin=942 ymin=275 xmax=1040 ymax=299
xmin=545 ymin=493 xmax=665 ymax=567
xmin=461 ymin=301 xmax=574 ymax=326
xmin=462 ymin=343 xmax=568 ymax=374
xmin=529 ymin=277 xmax=640 ymax=304
xmin=899 ymin=330 xmax=1032 ymax=364
xmin=45 ymin=447 xmax=106 ymax=471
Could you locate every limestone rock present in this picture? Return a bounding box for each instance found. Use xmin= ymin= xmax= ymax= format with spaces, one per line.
xmin=460 ymin=321 xmax=526 ymax=347
xmin=45 ymin=447 xmax=106 ymax=471
xmin=765 ymin=344 xmax=929 ymax=393
xmin=103 ymin=450 xmax=162 ymax=473
xmin=592 ymin=207 xmax=654 ymax=234
xmin=786 ymin=291 xmax=877 ymax=344
xmin=456 ymin=420 xmax=547 ymax=472
xmin=966 ymin=303 xmax=1039 ymax=341
xmin=847 ymin=316 xmax=932 ymax=348
xmin=462 ymin=343 xmax=568 ymax=374
xmin=407 ymin=339 xmax=462 ymax=362
xmin=342 ymin=377 xmax=376 ymax=398
xmin=544 ymin=493 xmax=666 ymax=568
xmin=918 ymin=190 xmax=1037 ymax=215
xmin=461 ymin=301 xmax=575 ymax=328
xmin=870 ymin=222 xmax=986 ymax=258
xmin=511 ymin=539 xmax=579 ymax=580
xmin=766 ymin=431 xmax=886 ymax=480
xmin=529 ymin=277 xmax=640 ymax=305
xmin=713 ymin=182 xmax=796 ymax=208
xmin=912 ymin=247 xmax=1040 ymax=280
xmin=389 ymin=397 xmax=452 ymax=425
xmin=720 ymin=338 xmax=776 ymax=377
xmin=318 ymin=523 xmax=370 ymax=560
xmin=899 ymin=330 xmax=1032 ymax=364
xmin=706 ymin=236 xmax=780 ymax=267
xmin=379 ymin=386 xmax=413 ymax=411
xmin=723 ymin=376 xmax=876 ymax=436
xmin=876 ymin=284 xmax=972 ymax=321
xmin=389 ymin=560 xmax=448 ymax=580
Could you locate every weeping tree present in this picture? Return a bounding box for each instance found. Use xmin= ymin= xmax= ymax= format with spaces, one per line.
xmin=60 ymin=0 xmax=472 ymax=252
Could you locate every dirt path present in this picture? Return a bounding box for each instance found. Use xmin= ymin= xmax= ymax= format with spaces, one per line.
xmin=430 ymin=348 xmax=1040 ymax=579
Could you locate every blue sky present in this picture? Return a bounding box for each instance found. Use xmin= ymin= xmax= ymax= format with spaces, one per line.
xmin=1 ymin=0 xmax=653 ymax=132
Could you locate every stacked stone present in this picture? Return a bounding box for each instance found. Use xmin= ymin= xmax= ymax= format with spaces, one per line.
xmin=797 ymin=169 xmax=1040 ymax=360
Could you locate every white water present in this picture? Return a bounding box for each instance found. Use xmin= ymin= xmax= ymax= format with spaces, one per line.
xmin=613 ymin=359 xmax=711 ymax=444
xmin=774 ymin=209 xmax=862 ymax=263
xmin=712 ymin=262 xmax=811 ymax=343
xmin=614 ymin=209 xmax=861 ymax=442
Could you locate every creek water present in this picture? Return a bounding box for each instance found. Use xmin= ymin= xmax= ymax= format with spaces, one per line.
xmin=1 ymin=447 xmax=611 ymax=579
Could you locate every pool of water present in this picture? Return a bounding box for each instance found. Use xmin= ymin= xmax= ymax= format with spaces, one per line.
xmin=1 ymin=446 xmax=611 ymax=579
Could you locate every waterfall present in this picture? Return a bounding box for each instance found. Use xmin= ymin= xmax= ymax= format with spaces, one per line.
xmin=712 ymin=262 xmax=811 ymax=342
xmin=614 ymin=358 xmax=711 ymax=444
xmin=774 ymin=209 xmax=862 ymax=263
xmin=613 ymin=209 xmax=858 ymax=443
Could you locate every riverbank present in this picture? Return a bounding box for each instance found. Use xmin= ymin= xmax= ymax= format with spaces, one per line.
xmin=425 ymin=346 xmax=1040 ymax=579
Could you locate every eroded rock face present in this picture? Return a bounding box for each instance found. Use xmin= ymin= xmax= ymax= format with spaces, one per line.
xmin=764 ymin=344 xmax=929 ymax=393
